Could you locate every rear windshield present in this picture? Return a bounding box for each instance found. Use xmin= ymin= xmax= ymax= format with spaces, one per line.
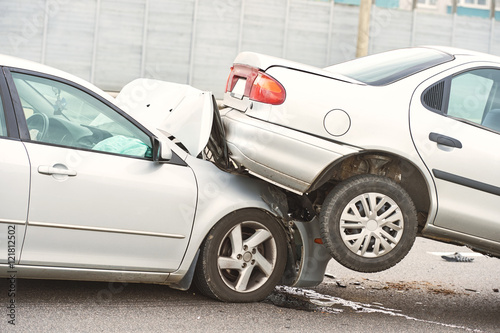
xmin=325 ymin=48 xmax=454 ymax=86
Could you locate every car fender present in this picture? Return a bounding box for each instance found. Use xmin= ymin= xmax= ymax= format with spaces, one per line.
xmin=167 ymin=155 xmax=288 ymax=285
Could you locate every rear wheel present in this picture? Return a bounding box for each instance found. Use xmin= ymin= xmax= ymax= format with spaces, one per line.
xmin=194 ymin=209 xmax=287 ymax=302
xmin=320 ymin=175 xmax=417 ymax=272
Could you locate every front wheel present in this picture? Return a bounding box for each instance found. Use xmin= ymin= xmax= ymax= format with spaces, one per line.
xmin=320 ymin=175 xmax=417 ymax=273
xmin=194 ymin=209 xmax=287 ymax=302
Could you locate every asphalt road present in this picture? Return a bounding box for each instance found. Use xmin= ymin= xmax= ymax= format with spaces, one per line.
xmin=1 ymin=237 xmax=499 ymax=333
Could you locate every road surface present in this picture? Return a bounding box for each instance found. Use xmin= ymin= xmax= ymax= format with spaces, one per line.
xmin=1 ymin=237 xmax=499 ymax=332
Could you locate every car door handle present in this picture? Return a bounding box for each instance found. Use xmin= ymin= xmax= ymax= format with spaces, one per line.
xmin=38 ymin=165 xmax=77 ymax=176
xmin=428 ymin=132 xmax=462 ymax=149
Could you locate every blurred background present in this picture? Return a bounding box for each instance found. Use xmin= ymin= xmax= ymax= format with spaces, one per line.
xmin=1 ymin=0 xmax=500 ymax=97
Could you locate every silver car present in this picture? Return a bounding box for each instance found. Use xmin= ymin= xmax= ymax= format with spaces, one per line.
xmin=0 ymin=55 xmax=330 ymax=302
xmin=221 ymin=46 xmax=500 ymax=272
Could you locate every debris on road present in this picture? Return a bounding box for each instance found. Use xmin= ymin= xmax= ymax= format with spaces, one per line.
xmin=441 ymin=252 xmax=475 ymax=262
xmin=464 ymin=288 xmax=479 ymax=293
xmin=336 ymin=281 xmax=347 ymax=288
xmin=323 ymin=275 xmax=463 ymax=295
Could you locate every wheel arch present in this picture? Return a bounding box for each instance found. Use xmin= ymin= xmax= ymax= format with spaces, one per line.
xmin=191 ymin=207 xmax=289 ymax=302
xmin=308 ymin=151 xmax=431 ymax=231
xmin=168 ymin=206 xmax=287 ymax=289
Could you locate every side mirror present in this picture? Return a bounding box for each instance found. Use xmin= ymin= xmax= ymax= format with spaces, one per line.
xmin=153 ymin=138 xmax=172 ymax=162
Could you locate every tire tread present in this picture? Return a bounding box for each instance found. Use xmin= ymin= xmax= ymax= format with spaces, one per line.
xmin=319 ymin=175 xmax=418 ymax=272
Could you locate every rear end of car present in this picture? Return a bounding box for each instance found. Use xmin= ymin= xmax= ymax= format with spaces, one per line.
xmin=219 ymin=47 xmax=460 ymax=274
xmin=220 ymin=52 xmax=362 ymax=195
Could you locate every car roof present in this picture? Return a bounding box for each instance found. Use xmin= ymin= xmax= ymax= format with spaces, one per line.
xmin=423 ymin=45 xmax=500 ymax=60
xmin=0 ymin=53 xmax=114 ymax=103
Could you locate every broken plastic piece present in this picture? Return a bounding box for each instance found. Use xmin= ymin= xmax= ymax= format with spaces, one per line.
xmin=441 ymin=252 xmax=474 ymax=262
xmin=336 ymin=281 xmax=346 ymax=288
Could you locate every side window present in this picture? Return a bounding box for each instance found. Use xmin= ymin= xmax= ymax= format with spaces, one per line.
xmin=0 ymin=93 xmax=6 ymax=137
xmin=447 ymin=68 xmax=500 ymax=132
xmin=11 ymin=73 xmax=152 ymax=158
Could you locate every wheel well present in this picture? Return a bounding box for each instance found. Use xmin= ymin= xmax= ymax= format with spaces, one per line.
xmin=297 ymin=152 xmax=430 ymax=232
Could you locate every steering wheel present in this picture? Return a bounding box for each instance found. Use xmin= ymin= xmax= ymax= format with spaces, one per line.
xmin=26 ymin=113 xmax=49 ymax=141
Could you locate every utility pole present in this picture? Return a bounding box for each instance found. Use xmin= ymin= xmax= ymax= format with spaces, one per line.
xmin=356 ymin=0 xmax=373 ymax=58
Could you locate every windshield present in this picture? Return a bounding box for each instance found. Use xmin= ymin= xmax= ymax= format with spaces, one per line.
xmin=325 ymin=48 xmax=454 ymax=86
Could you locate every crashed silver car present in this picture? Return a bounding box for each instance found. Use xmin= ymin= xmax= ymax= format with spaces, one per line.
xmin=0 ymin=55 xmax=330 ymax=302
xmin=221 ymin=46 xmax=500 ymax=272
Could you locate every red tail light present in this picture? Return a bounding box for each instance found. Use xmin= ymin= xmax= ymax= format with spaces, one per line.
xmin=225 ymin=64 xmax=286 ymax=105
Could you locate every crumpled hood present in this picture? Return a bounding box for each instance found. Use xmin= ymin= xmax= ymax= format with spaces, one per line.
xmin=116 ymin=79 xmax=214 ymax=156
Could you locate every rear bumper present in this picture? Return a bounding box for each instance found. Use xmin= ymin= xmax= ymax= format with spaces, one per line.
xmin=221 ymin=108 xmax=360 ymax=194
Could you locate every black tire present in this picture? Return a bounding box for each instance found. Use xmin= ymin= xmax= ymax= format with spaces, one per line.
xmin=194 ymin=209 xmax=287 ymax=302
xmin=320 ymin=175 xmax=417 ymax=273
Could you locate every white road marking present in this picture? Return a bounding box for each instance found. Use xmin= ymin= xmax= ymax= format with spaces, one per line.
xmin=277 ymin=286 xmax=481 ymax=332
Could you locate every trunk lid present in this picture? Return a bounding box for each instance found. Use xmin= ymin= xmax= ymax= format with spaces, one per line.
xmin=223 ymin=52 xmax=362 ymax=112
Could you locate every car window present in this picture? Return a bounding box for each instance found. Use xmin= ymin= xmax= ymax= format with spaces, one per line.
xmin=0 ymin=94 xmax=6 ymax=137
xmin=11 ymin=72 xmax=152 ymax=158
xmin=325 ymin=48 xmax=453 ymax=86
xmin=447 ymin=69 xmax=500 ymax=132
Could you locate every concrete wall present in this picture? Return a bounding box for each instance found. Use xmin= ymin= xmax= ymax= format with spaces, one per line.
xmin=0 ymin=0 xmax=499 ymax=97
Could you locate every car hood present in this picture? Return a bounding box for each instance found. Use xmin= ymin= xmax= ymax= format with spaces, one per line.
xmin=116 ymin=79 xmax=214 ymax=156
